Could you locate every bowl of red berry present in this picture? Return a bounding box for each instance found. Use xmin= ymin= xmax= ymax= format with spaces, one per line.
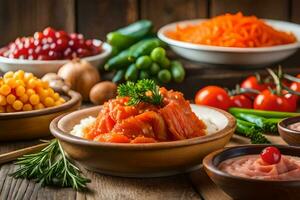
xmin=0 ymin=27 xmax=112 ymax=77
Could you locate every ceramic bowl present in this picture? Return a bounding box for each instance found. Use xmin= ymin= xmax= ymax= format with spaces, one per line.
xmin=158 ymin=19 xmax=300 ymax=67
xmin=0 ymin=90 xmax=81 ymax=141
xmin=203 ymin=145 xmax=300 ymax=200
xmin=50 ymin=104 xmax=236 ymax=178
xmin=278 ymin=116 xmax=300 ymax=146
xmin=0 ymin=40 xmax=111 ymax=77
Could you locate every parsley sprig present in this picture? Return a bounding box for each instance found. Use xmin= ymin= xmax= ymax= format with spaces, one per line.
xmin=118 ymin=79 xmax=163 ymax=106
xmin=11 ymin=139 xmax=90 ymax=190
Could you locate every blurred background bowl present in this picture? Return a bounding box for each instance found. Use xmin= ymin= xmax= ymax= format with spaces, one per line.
xmin=0 ymin=40 xmax=111 ymax=77
xmin=158 ymin=19 xmax=300 ymax=67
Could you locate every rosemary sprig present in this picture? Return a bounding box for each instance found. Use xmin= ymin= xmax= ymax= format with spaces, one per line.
xmin=118 ymin=79 xmax=163 ymax=106
xmin=10 ymin=139 xmax=90 ymax=190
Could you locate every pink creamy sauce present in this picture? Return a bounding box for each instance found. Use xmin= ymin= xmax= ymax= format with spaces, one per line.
xmin=219 ymin=155 xmax=300 ymax=180
xmin=288 ymin=122 xmax=300 ymax=132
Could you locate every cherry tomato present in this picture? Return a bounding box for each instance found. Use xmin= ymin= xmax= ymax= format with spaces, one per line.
xmin=230 ymin=95 xmax=252 ymax=108
xmin=240 ymin=76 xmax=270 ymax=98
xmin=283 ymin=91 xmax=297 ymax=111
xmin=260 ymin=146 xmax=281 ymax=165
xmin=195 ymin=86 xmax=231 ymax=110
xmin=253 ymin=90 xmax=295 ymax=112
xmin=290 ymin=74 xmax=300 ymax=101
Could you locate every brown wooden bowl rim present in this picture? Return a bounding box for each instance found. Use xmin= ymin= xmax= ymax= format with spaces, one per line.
xmin=203 ymin=144 xmax=300 ymax=183
xmin=50 ymin=105 xmax=236 ymax=150
xmin=0 ymin=90 xmax=82 ymax=119
xmin=278 ymin=117 xmax=300 ymax=135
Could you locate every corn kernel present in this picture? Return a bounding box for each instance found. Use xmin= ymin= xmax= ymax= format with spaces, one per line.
xmin=48 ymin=88 xmax=55 ymax=96
xmin=0 ymin=95 xmax=6 ymax=106
xmin=14 ymin=70 xmax=25 ymax=79
xmin=16 ymin=85 xmax=26 ymax=97
xmin=19 ymin=94 xmax=29 ymax=103
xmin=26 ymin=89 xmax=35 ymax=96
xmin=16 ymin=80 xmax=25 ymax=86
xmin=59 ymin=97 xmax=66 ymax=103
xmin=55 ymin=100 xmax=63 ymax=106
xmin=27 ymin=78 xmax=37 ymax=88
xmin=6 ymin=105 xmax=15 ymax=113
xmin=53 ymin=92 xmax=60 ymax=101
xmin=23 ymin=104 xmax=33 ymax=111
xmin=34 ymin=103 xmax=45 ymax=110
xmin=12 ymin=100 xmax=23 ymax=111
xmin=24 ymin=73 xmax=34 ymax=82
xmin=44 ymin=97 xmax=54 ymax=107
xmin=0 ymin=106 xmax=4 ymax=113
xmin=35 ymin=79 xmax=43 ymax=88
xmin=5 ymin=78 xmax=17 ymax=88
xmin=0 ymin=84 xmax=11 ymax=96
xmin=3 ymin=71 xmax=14 ymax=79
xmin=42 ymin=81 xmax=49 ymax=88
xmin=38 ymin=89 xmax=49 ymax=100
xmin=29 ymin=94 xmax=40 ymax=105
xmin=6 ymin=94 xmax=16 ymax=104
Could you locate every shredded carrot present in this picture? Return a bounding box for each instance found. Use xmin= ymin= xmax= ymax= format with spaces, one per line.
xmin=166 ymin=12 xmax=297 ymax=48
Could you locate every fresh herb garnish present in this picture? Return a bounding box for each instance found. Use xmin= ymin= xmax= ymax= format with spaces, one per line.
xmin=118 ymin=79 xmax=163 ymax=106
xmin=11 ymin=139 xmax=90 ymax=190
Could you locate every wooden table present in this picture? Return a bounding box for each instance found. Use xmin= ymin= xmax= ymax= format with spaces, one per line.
xmin=0 ymin=51 xmax=298 ymax=199
xmin=0 ymin=132 xmax=285 ymax=200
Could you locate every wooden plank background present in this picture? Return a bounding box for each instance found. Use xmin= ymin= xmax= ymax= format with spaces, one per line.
xmin=0 ymin=0 xmax=299 ymax=46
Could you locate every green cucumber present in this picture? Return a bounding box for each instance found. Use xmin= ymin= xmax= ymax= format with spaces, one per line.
xmin=125 ymin=64 xmax=139 ymax=81
xmin=112 ymin=69 xmax=126 ymax=83
xmin=107 ymin=20 xmax=153 ymax=50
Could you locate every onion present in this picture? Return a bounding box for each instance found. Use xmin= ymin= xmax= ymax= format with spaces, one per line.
xmin=58 ymin=59 xmax=100 ymax=101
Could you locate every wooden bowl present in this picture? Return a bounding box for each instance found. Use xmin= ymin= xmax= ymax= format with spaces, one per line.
xmin=203 ymin=145 xmax=300 ymax=200
xmin=50 ymin=104 xmax=236 ymax=177
xmin=278 ymin=117 xmax=300 ymax=146
xmin=0 ymin=90 xmax=81 ymax=141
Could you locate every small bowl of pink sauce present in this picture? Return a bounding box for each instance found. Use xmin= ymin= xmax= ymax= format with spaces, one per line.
xmin=278 ymin=116 xmax=300 ymax=146
xmin=203 ymin=145 xmax=300 ymax=200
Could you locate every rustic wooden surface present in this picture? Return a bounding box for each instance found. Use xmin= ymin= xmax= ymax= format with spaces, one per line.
xmin=0 ymin=133 xmax=285 ymax=200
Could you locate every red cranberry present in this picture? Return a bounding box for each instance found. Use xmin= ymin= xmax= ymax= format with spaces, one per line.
xmin=260 ymin=146 xmax=281 ymax=165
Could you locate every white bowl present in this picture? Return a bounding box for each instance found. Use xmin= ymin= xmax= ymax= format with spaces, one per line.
xmin=0 ymin=40 xmax=112 ymax=77
xmin=158 ymin=19 xmax=300 ymax=67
